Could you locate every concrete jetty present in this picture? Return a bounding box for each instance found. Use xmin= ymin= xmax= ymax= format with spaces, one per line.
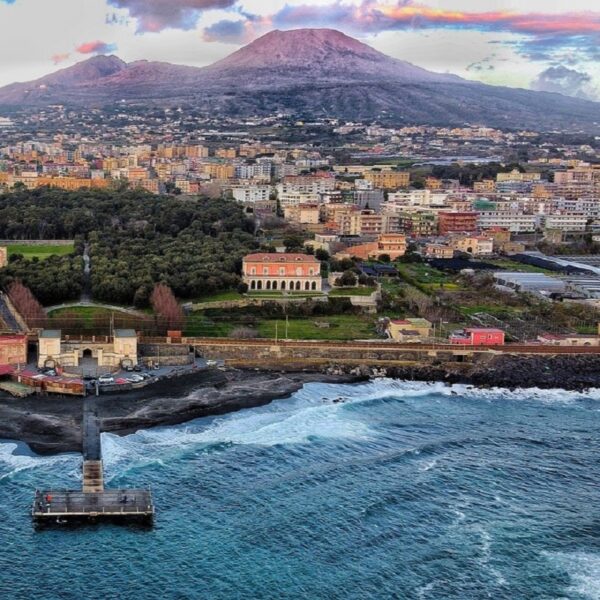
xmin=32 ymin=399 xmax=154 ymax=525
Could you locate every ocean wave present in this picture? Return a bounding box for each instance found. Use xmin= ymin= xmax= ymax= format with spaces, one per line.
xmin=547 ymin=551 xmax=600 ymax=599
xmin=0 ymin=442 xmax=79 ymax=482
xmin=101 ymin=391 xmax=373 ymax=476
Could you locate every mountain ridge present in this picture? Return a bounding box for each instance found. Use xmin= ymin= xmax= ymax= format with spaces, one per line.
xmin=0 ymin=28 xmax=598 ymax=131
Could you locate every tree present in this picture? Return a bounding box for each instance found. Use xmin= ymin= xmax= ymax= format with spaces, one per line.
xmin=335 ymin=270 xmax=358 ymax=287
xmin=315 ymin=249 xmax=330 ymax=261
xmin=7 ymin=280 xmax=46 ymax=328
xmin=150 ymin=283 xmax=183 ymax=332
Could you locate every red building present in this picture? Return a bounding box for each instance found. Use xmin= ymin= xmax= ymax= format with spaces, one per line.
xmin=243 ymin=253 xmax=322 ymax=292
xmin=450 ymin=328 xmax=505 ymax=346
xmin=0 ymin=335 xmax=27 ymax=365
xmin=438 ymin=212 xmax=478 ymax=235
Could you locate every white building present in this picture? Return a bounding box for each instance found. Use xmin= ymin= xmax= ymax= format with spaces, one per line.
xmin=232 ymin=185 xmax=272 ymax=203
xmin=477 ymin=212 xmax=538 ymax=233
xmin=541 ymin=214 xmax=588 ymax=232
xmin=387 ymin=189 xmax=449 ymax=207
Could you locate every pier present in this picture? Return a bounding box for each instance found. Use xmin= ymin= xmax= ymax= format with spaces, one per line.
xmin=32 ymin=398 xmax=154 ymax=525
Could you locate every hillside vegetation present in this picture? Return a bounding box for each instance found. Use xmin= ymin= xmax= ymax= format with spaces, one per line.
xmin=0 ymin=187 xmax=257 ymax=305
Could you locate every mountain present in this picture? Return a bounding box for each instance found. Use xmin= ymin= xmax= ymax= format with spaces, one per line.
xmin=205 ymin=29 xmax=458 ymax=84
xmin=0 ymin=28 xmax=598 ymax=131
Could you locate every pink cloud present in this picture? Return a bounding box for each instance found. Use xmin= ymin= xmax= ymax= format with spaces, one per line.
xmin=200 ymin=1 xmax=599 ymax=62
xmin=51 ymin=53 xmax=70 ymax=65
xmin=76 ymin=40 xmax=118 ymax=55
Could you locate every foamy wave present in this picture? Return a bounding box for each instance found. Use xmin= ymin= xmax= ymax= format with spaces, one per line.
xmin=311 ymin=378 xmax=600 ymax=406
xmin=547 ymin=552 xmax=600 ymax=599
xmin=101 ymin=390 xmax=373 ymax=476
xmin=0 ymin=442 xmax=79 ymax=482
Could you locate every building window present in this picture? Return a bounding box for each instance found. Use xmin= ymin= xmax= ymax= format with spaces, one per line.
xmin=279 ymin=267 xmax=285 ymax=276
xmin=251 ymin=268 xmax=256 ymax=275
xmin=263 ymin=267 xmax=268 ymax=275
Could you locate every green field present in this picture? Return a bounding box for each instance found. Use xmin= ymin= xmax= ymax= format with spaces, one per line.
xmin=258 ymin=315 xmax=377 ymax=340
xmin=48 ymin=305 xmax=145 ymax=329
xmin=8 ymin=242 xmax=75 ymax=260
xmin=184 ymin=313 xmax=377 ymax=340
xmin=191 ymin=291 xmax=244 ymax=304
xmin=328 ymin=287 xmax=377 ymax=297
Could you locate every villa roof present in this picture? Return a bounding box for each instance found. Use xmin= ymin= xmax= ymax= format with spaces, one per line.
xmin=244 ymin=253 xmax=319 ymax=263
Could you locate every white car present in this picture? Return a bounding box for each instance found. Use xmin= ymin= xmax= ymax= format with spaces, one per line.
xmin=206 ymin=360 xmax=218 ymax=367
xmin=128 ymin=374 xmax=144 ymax=383
xmin=98 ymin=374 xmax=115 ymax=385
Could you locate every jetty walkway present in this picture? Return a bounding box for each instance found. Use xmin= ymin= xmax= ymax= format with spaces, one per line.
xmin=32 ymin=398 xmax=154 ymax=525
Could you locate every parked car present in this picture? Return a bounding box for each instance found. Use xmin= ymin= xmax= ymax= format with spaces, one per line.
xmin=133 ymin=365 xmax=142 ymax=372
xmin=98 ymin=374 xmax=115 ymax=385
xmin=128 ymin=374 xmax=144 ymax=383
xmin=206 ymin=360 xmax=218 ymax=367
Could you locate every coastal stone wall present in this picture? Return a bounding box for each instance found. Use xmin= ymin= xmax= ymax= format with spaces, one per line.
xmin=192 ymin=340 xmax=471 ymax=365
xmin=139 ymin=343 xmax=194 ymax=367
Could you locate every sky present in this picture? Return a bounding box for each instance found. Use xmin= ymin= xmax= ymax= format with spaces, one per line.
xmin=0 ymin=0 xmax=598 ymax=101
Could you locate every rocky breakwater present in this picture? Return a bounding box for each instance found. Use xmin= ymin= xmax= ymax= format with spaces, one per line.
xmin=323 ymin=353 xmax=600 ymax=391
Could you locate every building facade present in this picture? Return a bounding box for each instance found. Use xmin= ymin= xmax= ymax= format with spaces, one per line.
xmin=242 ymin=253 xmax=322 ymax=292
xmin=38 ymin=329 xmax=138 ymax=370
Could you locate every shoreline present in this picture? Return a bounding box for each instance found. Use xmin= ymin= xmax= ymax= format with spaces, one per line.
xmin=2 ymin=352 xmax=600 ymax=457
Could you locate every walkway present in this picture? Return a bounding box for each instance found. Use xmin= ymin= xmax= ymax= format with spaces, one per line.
xmin=0 ymin=293 xmax=22 ymax=332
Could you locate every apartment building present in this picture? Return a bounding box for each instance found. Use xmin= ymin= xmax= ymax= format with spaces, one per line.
xmin=438 ymin=211 xmax=479 ymax=235
xmin=477 ymin=211 xmax=537 ymax=233
xmin=232 ymin=185 xmax=272 ymax=203
xmin=364 ymin=170 xmax=410 ymax=190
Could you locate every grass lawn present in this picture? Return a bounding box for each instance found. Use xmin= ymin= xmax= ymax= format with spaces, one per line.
xmin=191 ymin=291 xmax=243 ymax=304
xmin=48 ymin=305 xmax=146 ymax=331
xmin=257 ymin=315 xmax=377 ymax=340
xmin=329 ymin=287 xmax=376 ymax=297
xmin=184 ymin=313 xmax=237 ymax=337
xmin=8 ymin=242 xmax=75 ymax=260
xmin=184 ymin=312 xmax=378 ymax=340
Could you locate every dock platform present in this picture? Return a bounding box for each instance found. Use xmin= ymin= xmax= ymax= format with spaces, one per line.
xmin=32 ymin=397 xmax=154 ymax=526
xmin=32 ymin=489 xmax=154 ymax=524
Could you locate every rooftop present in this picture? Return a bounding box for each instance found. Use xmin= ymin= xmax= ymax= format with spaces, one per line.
xmin=40 ymin=329 xmax=61 ymax=338
xmin=114 ymin=329 xmax=137 ymax=338
xmin=244 ymin=253 xmax=320 ymax=263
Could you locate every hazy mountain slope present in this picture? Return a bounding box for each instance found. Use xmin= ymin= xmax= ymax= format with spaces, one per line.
xmin=0 ymin=28 xmax=597 ymax=131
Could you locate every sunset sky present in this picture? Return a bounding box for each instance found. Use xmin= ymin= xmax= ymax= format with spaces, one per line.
xmin=0 ymin=0 xmax=598 ymax=100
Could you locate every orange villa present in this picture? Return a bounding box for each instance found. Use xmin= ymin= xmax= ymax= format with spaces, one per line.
xmin=243 ymin=253 xmax=322 ymax=292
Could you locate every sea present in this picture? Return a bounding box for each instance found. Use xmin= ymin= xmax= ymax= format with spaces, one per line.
xmin=0 ymin=379 xmax=599 ymax=600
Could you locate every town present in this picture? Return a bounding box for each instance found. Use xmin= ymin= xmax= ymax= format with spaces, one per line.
xmin=0 ymin=110 xmax=598 ymax=397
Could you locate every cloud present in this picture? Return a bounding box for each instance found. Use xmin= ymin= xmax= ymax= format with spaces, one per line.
xmin=531 ymin=65 xmax=598 ymax=100
xmin=107 ymin=0 xmax=237 ymax=33
xmin=76 ymin=40 xmax=118 ymax=55
xmin=51 ymin=52 xmax=71 ymax=65
xmin=204 ymin=1 xmax=600 ymax=63
xmin=203 ymin=19 xmax=251 ymax=44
